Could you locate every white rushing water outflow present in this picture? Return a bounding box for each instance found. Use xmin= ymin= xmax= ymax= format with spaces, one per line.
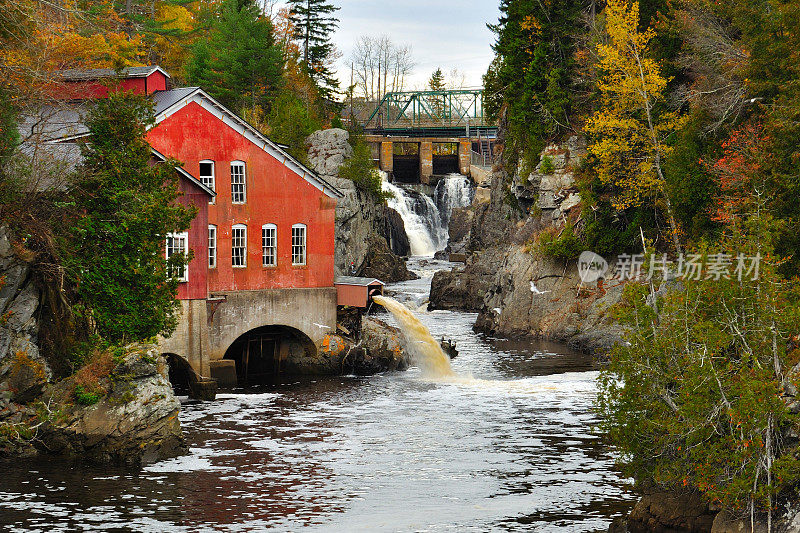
xmin=381 ymin=172 xmax=473 ymax=257
xmin=371 ymin=295 xmax=455 ymax=378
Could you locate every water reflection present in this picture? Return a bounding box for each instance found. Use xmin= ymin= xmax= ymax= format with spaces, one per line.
xmin=0 ymin=258 xmax=635 ymax=532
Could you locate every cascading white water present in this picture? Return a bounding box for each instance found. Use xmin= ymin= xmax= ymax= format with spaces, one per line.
xmin=372 ymin=295 xmax=455 ymax=378
xmin=381 ymin=175 xmax=442 ymax=256
xmin=434 ymin=173 xmax=475 ymax=230
xmin=381 ymin=172 xmax=474 ymax=257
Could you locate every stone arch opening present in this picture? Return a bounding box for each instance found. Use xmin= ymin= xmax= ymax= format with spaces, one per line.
xmin=222 ymin=325 xmax=316 ymax=385
xmin=165 ymin=353 xmax=196 ymax=396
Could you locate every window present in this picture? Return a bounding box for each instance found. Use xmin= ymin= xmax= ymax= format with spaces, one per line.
xmin=199 ymin=160 xmax=215 ymax=203
xmin=166 ymin=232 xmax=189 ymax=282
xmin=292 ymin=224 xmax=306 ymax=266
xmin=262 ymin=224 xmax=277 ymax=267
xmin=208 ymin=225 xmax=217 ymax=268
xmin=231 ymin=161 xmax=246 ymax=204
xmin=231 ymin=224 xmax=247 ymax=267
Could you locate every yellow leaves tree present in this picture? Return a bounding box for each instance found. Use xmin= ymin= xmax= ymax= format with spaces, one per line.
xmin=585 ymin=0 xmax=687 ymax=253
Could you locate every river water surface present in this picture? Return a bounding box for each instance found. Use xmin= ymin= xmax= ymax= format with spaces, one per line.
xmin=0 ymin=258 xmax=635 ymax=532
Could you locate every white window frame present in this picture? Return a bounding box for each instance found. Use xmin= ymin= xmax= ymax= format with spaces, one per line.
xmin=166 ymin=232 xmax=189 ymax=282
xmin=231 ymin=224 xmax=247 ymax=268
xmin=262 ymin=224 xmax=277 ymax=267
xmin=208 ymin=225 xmax=217 ymax=269
xmin=231 ymin=161 xmax=246 ymax=204
xmin=291 ymin=224 xmax=306 ymax=266
xmin=199 ymin=160 xmax=215 ymax=204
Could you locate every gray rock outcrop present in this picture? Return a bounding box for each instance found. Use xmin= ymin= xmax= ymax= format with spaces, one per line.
xmin=313 ymin=317 xmax=408 ymax=376
xmin=610 ymin=491 xmax=717 ymax=532
xmin=0 ymin=227 xmax=184 ymax=465
xmin=428 ymin=138 xmax=626 ymax=356
xmin=307 ymin=129 xmax=414 ymax=282
xmin=39 ymin=347 xmax=186 ymax=466
xmin=0 ymin=227 xmax=52 ymax=411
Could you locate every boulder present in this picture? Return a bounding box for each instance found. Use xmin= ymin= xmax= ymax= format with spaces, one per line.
xmin=447 ymin=207 xmax=474 ymax=254
xmin=624 ymin=491 xmax=717 ymax=533
xmin=353 ymin=317 xmax=407 ymax=374
xmin=306 ymin=128 xmax=353 ymax=177
xmin=316 ymin=319 xmax=407 ymax=376
xmin=38 ymin=346 xmax=186 ymax=466
xmin=429 ymin=264 xmax=492 ymax=312
xmin=360 ymin=233 xmax=417 ymax=283
xmin=560 ymin=192 xmax=581 ymax=212
xmin=384 ymin=207 xmax=411 ymax=257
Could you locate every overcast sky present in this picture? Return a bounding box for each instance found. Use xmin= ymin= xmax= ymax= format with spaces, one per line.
xmin=277 ymin=1 xmax=502 ymax=91
xmin=333 ymin=0 xmax=501 ymax=90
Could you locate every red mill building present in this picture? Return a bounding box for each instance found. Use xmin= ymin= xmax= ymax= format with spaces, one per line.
xmin=45 ymin=66 xmax=344 ymax=385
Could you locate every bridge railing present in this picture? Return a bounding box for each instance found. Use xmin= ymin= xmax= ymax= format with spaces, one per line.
xmin=359 ymin=89 xmax=492 ymax=131
xmin=471 ymin=150 xmax=492 ymax=169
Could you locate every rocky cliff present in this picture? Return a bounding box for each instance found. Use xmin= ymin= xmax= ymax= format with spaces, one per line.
xmin=429 ymin=137 xmax=625 ymax=355
xmin=0 ymin=227 xmax=184 ymax=465
xmin=307 ymin=129 xmax=414 ymax=282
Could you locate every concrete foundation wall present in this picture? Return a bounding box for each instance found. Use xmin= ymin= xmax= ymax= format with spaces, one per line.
xmin=159 ymin=288 xmax=338 ymax=377
xmin=367 ymin=135 xmax=477 ymax=181
xmin=159 ymin=299 xmax=211 ymax=375
xmin=419 ymin=141 xmax=433 ymax=184
xmin=458 ymin=140 xmax=471 ymax=175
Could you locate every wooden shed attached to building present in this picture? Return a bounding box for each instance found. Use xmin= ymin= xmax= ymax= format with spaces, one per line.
xmin=335 ymin=277 xmax=385 ymax=308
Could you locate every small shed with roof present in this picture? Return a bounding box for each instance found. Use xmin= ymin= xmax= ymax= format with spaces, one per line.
xmin=335 ymin=277 xmax=385 ymax=308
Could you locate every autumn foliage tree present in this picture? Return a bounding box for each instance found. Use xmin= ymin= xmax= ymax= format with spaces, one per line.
xmin=585 ymin=0 xmax=687 ymax=253
xmin=599 ymin=127 xmax=800 ymax=524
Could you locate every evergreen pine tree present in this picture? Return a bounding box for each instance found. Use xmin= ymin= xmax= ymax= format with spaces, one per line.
xmin=484 ymin=0 xmax=583 ymax=164
xmin=428 ymin=68 xmax=445 ymax=91
xmin=428 ymin=68 xmax=446 ymax=118
xmin=186 ymin=0 xmax=284 ymax=118
xmin=287 ymin=0 xmax=340 ymax=98
xmin=65 ymin=93 xmax=196 ymax=343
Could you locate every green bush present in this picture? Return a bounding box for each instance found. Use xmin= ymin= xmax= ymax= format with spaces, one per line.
xmin=598 ymin=241 xmax=800 ymax=515
xmin=73 ymin=384 xmax=102 ymax=406
xmin=63 ymin=92 xmax=196 ymax=345
xmin=537 ymin=224 xmax=584 ymax=260
xmin=338 ymin=137 xmax=391 ymax=201
xmin=540 ymin=155 xmax=555 ymax=174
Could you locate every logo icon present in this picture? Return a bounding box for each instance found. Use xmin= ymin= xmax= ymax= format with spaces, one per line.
xmin=578 ymin=251 xmax=609 ymax=283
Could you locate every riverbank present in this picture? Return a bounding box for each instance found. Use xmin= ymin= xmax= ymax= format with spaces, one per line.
xmin=429 ymin=138 xmax=627 ymax=357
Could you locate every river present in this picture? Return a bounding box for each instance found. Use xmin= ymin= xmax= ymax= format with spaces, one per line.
xmin=0 ymin=257 xmax=635 ymax=532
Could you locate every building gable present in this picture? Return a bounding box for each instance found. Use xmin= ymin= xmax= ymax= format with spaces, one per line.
xmin=152 ymin=88 xmax=343 ymax=199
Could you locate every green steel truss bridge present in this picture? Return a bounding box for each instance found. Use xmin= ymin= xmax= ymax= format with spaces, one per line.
xmin=358 ymin=89 xmax=497 ymax=138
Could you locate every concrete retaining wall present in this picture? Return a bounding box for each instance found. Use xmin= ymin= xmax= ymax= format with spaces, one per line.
xmin=159 ymin=288 xmax=338 ymax=377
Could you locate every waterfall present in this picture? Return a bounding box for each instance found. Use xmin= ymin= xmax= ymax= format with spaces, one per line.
xmin=372 ymin=295 xmax=455 ymax=378
xmin=434 ymin=173 xmax=474 ymax=229
xmin=381 ymin=174 xmax=444 ymax=256
xmin=381 ymin=172 xmax=474 ymax=257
